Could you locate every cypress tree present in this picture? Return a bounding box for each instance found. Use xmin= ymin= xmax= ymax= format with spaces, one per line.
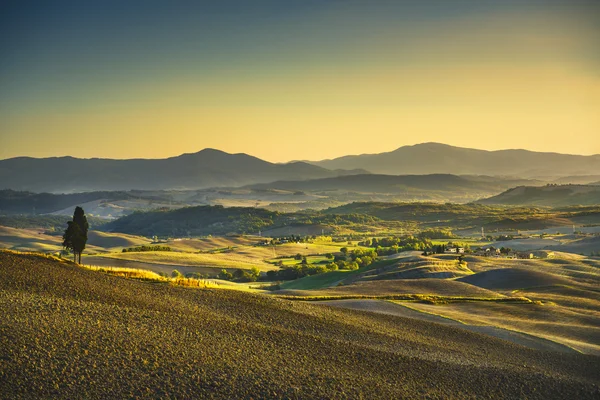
xmin=63 ymin=206 xmax=89 ymax=264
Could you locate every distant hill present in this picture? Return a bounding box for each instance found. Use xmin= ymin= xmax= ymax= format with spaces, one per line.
xmin=323 ymin=201 xmax=600 ymax=231
xmin=0 ymin=149 xmax=349 ymax=193
xmin=104 ymin=205 xmax=280 ymax=236
xmin=103 ymin=205 xmax=382 ymax=237
xmin=248 ymin=174 xmax=538 ymax=194
xmin=552 ymin=175 xmax=600 ymax=185
xmin=310 ymin=143 xmax=600 ymax=178
xmin=477 ymin=185 xmax=600 ymax=207
xmin=0 ymin=190 xmax=133 ymax=215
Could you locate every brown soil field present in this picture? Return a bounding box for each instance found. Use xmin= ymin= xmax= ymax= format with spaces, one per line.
xmin=318 ymin=299 xmax=578 ymax=353
xmin=458 ymin=268 xmax=574 ymax=290
xmin=1 ymin=251 xmax=599 ymax=399
xmin=274 ymin=278 xmax=503 ymax=298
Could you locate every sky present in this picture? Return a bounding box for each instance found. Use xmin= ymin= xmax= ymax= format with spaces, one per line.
xmin=1 ymin=0 xmax=599 ymax=162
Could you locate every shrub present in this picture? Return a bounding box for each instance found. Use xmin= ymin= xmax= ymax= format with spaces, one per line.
xmin=218 ymin=269 xmax=233 ymax=280
xmin=123 ymin=245 xmax=172 ymax=253
xmin=172 ymin=269 xmax=183 ymax=278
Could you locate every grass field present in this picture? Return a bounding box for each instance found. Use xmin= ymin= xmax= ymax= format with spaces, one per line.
xmin=0 ymin=227 xmax=353 ymax=277
xmin=278 ymin=258 xmax=398 ymax=290
xmin=2 ymin=251 xmax=599 ymax=398
xmin=92 ymin=240 xmax=347 ymax=273
xmin=0 ymin=226 xmax=110 ymax=254
xmin=267 ymin=255 xmax=330 ymax=266
xmin=164 ymin=236 xmax=262 ymax=252
xmin=96 ymin=250 xmax=275 ymax=271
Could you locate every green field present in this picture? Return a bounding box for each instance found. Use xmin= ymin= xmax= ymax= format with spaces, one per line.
xmin=96 ymin=250 xmax=274 ymax=271
xmin=279 ymin=258 xmax=398 ymax=290
xmin=267 ymin=255 xmax=330 ymax=266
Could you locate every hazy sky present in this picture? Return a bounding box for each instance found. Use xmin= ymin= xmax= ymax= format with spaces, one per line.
xmin=1 ymin=0 xmax=599 ymax=161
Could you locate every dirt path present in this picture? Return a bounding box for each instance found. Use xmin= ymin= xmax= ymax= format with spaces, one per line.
xmin=317 ymin=299 xmax=578 ymax=354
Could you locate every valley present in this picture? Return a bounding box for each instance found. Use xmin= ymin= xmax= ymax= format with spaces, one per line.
xmin=1 ymin=144 xmax=599 ymax=398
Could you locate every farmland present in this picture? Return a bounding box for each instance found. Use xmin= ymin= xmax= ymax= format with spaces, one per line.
xmin=2 ymin=251 xmax=599 ymax=398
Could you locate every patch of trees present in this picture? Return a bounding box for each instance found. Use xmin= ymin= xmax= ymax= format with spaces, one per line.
xmin=105 ymin=205 xmax=386 ymax=237
xmin=204 ymin=247 xmax=382 ymax=284
xmin=122 ymin=245 xmax=172 ymax=252
xmin=105 ymin=205 xmax=279 ymax=236
xmin=495 ymin=235 xmax=514 ymax=241
xmin=324 ymin=202 xmax=512 ymax=221
xmin=265 ymin=262 xmax=340 ymax=281
xmin=217 ymin=267 xmax=261 ymax=282
xmin=291 ymin=213 xmax=380 ymax=226
xmin=263 ymin=248 xmax=378 ymax=281
xmin=358 ymin=236 xmax=433 ymax=252
xmin=418 ymin=229 xmax=455 ymax=239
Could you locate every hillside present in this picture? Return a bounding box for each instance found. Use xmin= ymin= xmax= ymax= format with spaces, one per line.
xmin=0 ymin=149 xmax=345 ymax=192
xmin=325 ymin=202 xmax=600 ymax=231
xmin=247 ymin=173 xmax=539 ymax=201
xmin=103 ymin=205 xmax=386 ymax=237
xmin=0 ymin=173 xmax=540 ymax=218
xmin=310 ymin=143 xmax=600 ymax=178
xmin=103 ymin=202 xmax=600 ymax=237
xmin=0 ymin=190 xmax=136 ymax=215
xmin=2 ymin=251 xmax=599 ymax=398
xmin=478 ymin=185 xmax=600 ymax=206
xmin=552 ymin=175 xmax=600 ymax=185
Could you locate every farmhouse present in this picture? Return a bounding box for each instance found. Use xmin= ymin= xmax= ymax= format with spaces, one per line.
xmin=517 ymin=252 xmax=534 ymax=259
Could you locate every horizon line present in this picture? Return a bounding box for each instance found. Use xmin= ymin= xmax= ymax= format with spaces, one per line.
xmin=1 ymin=142 xmax=599 ymax=163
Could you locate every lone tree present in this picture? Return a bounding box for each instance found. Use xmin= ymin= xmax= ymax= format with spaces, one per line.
xmin=63 ymin=206 xmax=89 ymax=264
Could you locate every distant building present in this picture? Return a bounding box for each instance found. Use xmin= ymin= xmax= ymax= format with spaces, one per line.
xmin=517 ymin=252 xmax=534 ymax=259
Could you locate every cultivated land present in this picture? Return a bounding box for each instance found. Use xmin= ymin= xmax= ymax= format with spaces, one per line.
xmin=278 ymin=252 xmax=600 ymax=357
xmin=0 ymin=226 xmax=348 ymax=277
xmin=1 ymin=251 xmax=599 ymax=399
xmin=2 ymin=196 xmax=600 ymax=398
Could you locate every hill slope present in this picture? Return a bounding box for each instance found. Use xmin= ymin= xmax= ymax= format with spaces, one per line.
xmin=311 ymin=143 xmax=600 ymax=178
xmin=478 ymin=185 xmax=600 ymax=206
xmin=0 ymin=149 xmax=344 ymax=192
xmin=1 ymin=251 xmax=599 ymax=398
xmin=248 ymin=173 xmax=538 ymax=195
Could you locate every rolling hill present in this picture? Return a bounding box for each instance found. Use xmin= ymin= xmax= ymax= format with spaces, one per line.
xmin=552 ymin=175 xmax=600 ymax=185
xmin=0 ymin=189 xmax=137 ymax=215
xmin=0 ymin=149 xmax=348 ymax=193
xmin=247 ymin=173 xmax=539 ymax=200
xmin=478 ymin=185 xmax=600 ymax=206
xmin=310 ymin=143 xmax=600 ymax=178
xmin=2 ymin=251 xmax=599 ymax=398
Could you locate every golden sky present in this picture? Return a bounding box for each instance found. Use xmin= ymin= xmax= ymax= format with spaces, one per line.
xmin=1 ymin=1 xmax=598 ymax=161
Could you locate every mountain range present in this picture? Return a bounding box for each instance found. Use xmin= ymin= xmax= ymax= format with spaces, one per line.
xmin=0 ymin=149 xmax=356 ymax=193
xmin=1 ymin=143 xmax=599 ymax=193
xmin=309 ymin=143 xmax=600 ymax=178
